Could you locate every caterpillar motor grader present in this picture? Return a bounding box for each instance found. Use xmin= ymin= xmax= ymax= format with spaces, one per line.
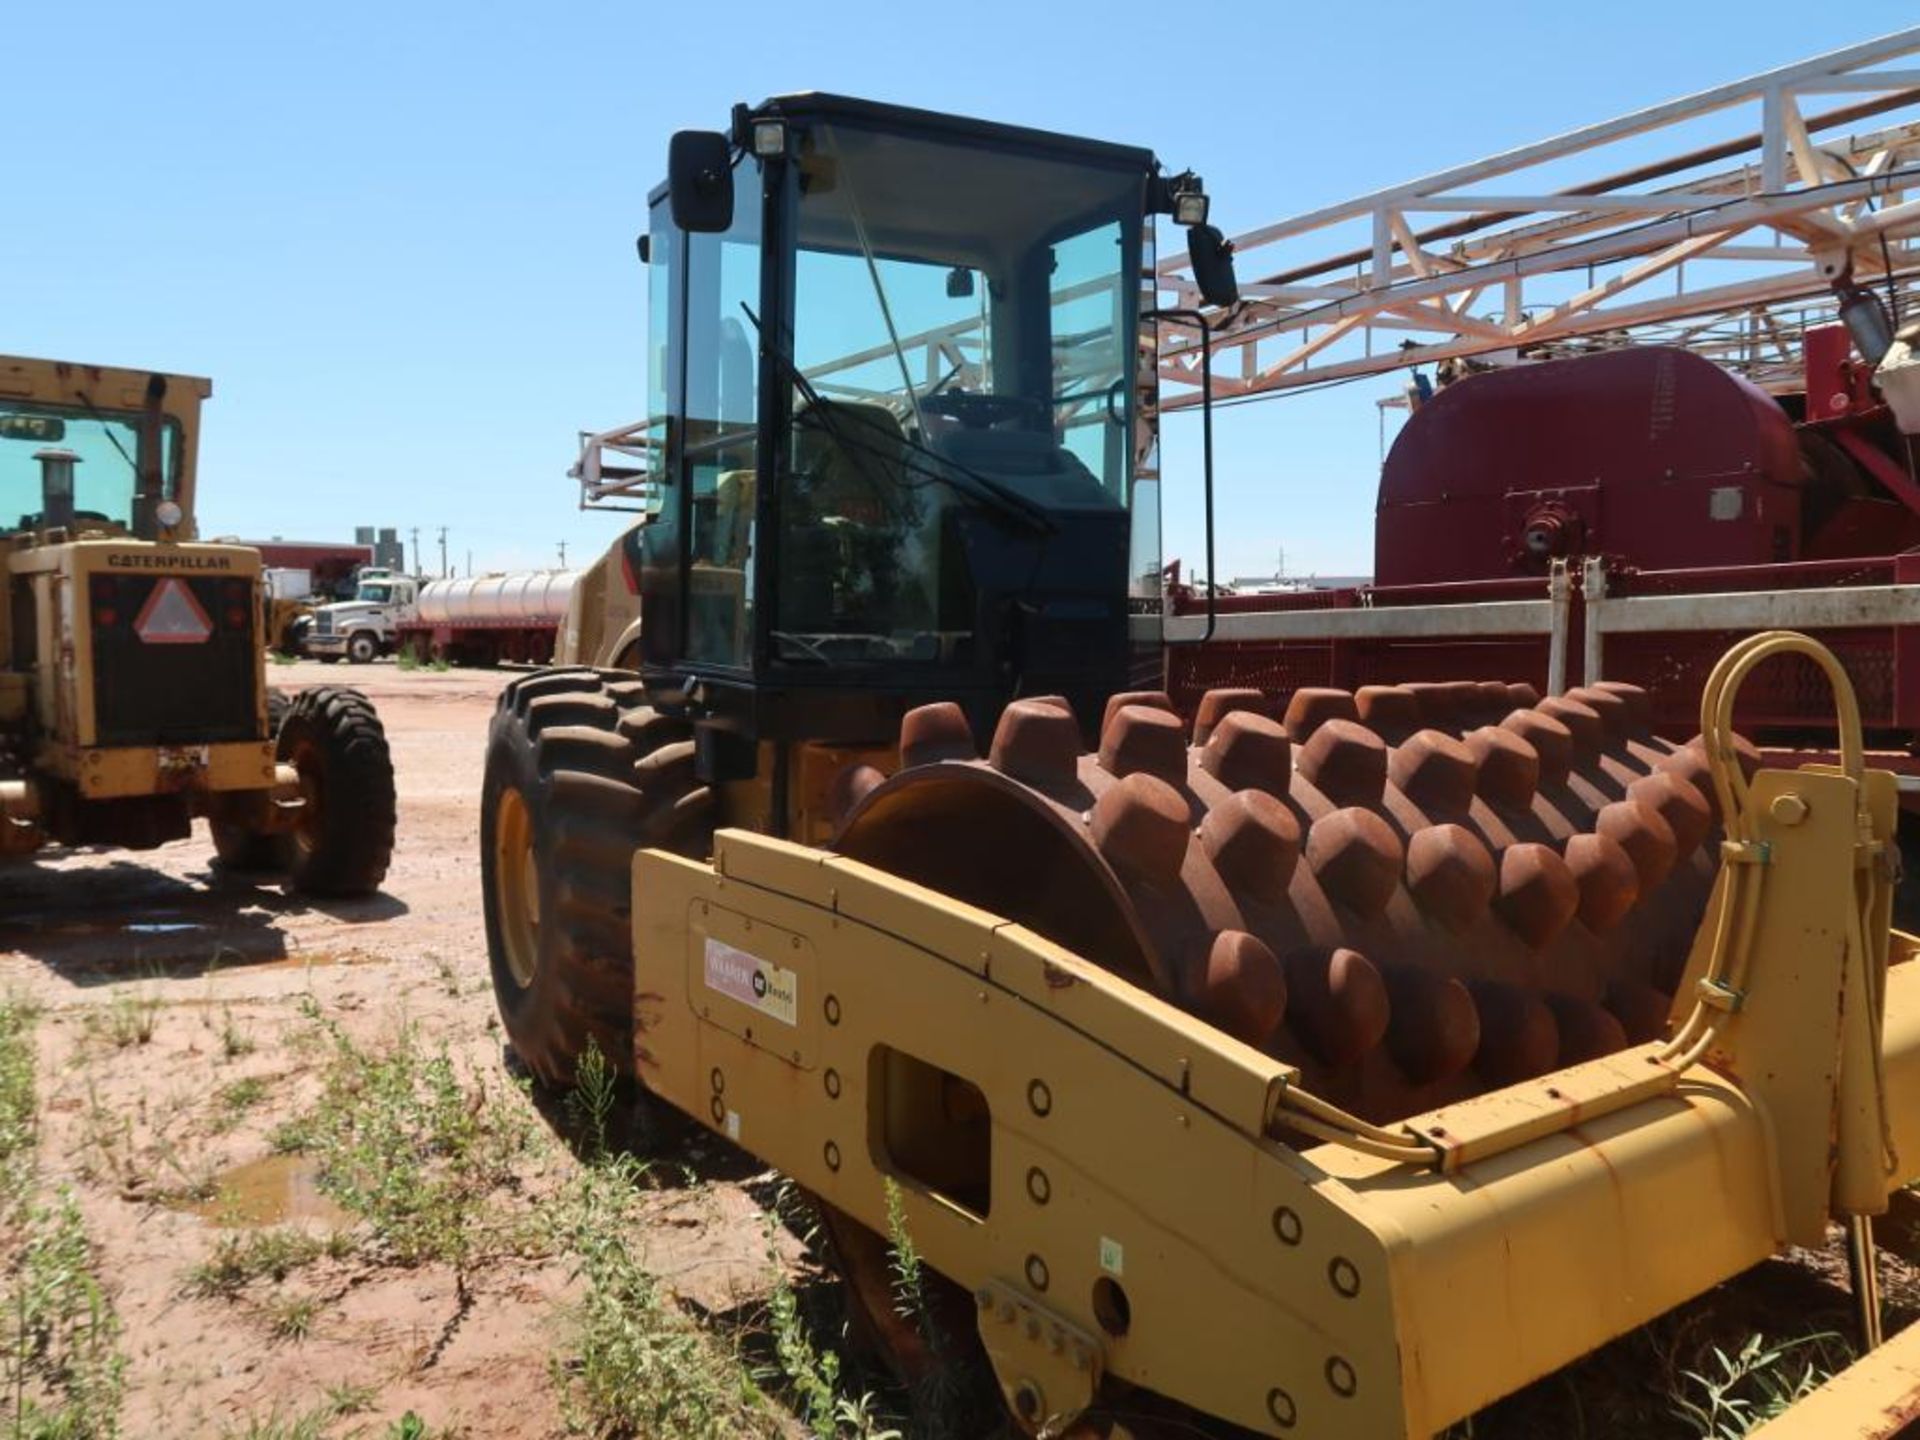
xmin=481 ymin=95 xmax=1920 ymax=1436
xmin=0 ymin=355 xmax=394 ymax=894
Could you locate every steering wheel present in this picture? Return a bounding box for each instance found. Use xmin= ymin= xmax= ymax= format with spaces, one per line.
xmin=920 ymin=390 xmax=1045 ymax=429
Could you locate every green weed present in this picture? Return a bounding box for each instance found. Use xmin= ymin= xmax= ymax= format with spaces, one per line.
xmin=266 ymin=1292 xmax=320 ymax=1343
xmin=0 ymin=995 xmax=37 ymax=1207
xmin=213 ymin=1077 xmax=269 ymax=1130
xmin=87 ymin=989 xmax=160 ymax=1050
xmin=217 ymin=1404 xmax=331 ymax=1440
xmin=1 ymin=996 xmax=123 ymax=1437
xmin=1671 ymin=1331 xmax=1850 ymax=1438
xmin=549 ymin=1152 xmax=775 ymax=1438
xmin=287 ymin=1016 xmax=540 ymax=1267
xmin=763 ymin=1263 xmax=901 ymax=1440
xmin=183 ymin=1227 xmax=351 ymax=1299
xmin=3 ymin=1188 xmax=125 ymax=1438
xmin=562 ymin=1039 xmax=618 ymax=1162
xmin=320 ymin=1380 xmax=376 ymax=1417
xmin=218 ymin=1374 xmax=379 ymax=1438
xmin=219 ymin=1006 xmax=256 ymax=1060
xmin=267 ymin=1114 xmax=315 ymax=1156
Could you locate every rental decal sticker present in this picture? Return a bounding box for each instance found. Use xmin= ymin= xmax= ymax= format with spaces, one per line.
xmin=703 ymin=936 xmax=798 ymax=1027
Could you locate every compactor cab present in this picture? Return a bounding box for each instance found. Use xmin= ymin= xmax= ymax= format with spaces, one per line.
xmin=0 ymin=355 xmax=395 ymax=893
xmin=623 ymin=94 xmax=1226 ymax=753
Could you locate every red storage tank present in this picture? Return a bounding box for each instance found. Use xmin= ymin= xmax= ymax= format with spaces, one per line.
xmin=1376 ymin=347 xmax=1809 ymax=585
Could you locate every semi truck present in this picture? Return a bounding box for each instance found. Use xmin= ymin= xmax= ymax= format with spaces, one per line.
xmin=303 ymin=568 xmax=420 ymax=663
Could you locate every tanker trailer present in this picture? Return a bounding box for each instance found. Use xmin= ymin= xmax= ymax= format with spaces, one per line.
xmin=394 ymin=569 xmax=580 ymax=667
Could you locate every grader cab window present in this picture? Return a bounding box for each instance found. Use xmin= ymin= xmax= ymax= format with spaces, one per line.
xmin=0 ymin=401 xmax=179 ymax=533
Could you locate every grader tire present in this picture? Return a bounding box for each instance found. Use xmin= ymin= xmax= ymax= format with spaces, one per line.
xmin=480 ymin=668 xmax=713 ymax=1086
xmin=280 ymin=686 xmax=397 ymax=896
xmin=211 ymin=689 xmax=299 ymax=872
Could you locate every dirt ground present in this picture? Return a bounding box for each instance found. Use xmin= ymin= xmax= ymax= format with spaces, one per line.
xmin=0 ymin=661 xmax=807 ymax=1439
xmin=5 ymin=659 xmax=1915 ymax=1440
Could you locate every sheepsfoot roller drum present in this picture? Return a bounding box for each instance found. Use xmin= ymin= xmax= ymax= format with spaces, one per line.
xmin=612 ymin=635 xmax=1920 ymax=1438
xmin=835 ymin=676 xmax=1724 ymax=1126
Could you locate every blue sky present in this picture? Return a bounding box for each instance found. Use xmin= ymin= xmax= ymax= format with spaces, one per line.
xmin=3 ymin=1 xmax=1912 ymax=579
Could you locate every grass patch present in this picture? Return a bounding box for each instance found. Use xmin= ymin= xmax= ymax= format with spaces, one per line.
xmin=266 ymin=1292 xmax=320 ymax=1344
xmin=84 ymin=988 xmax=161 ymax=1050
xmin=1 ymin=995 xmax=125 ymax=1438
xmin=278 ymin=1014 xmax=542 ymax=1268
xmin=218 ymin=1005 xmax=256 ymax=1060
xmin=214 ymin=1076 xmax=269 ymax=1127
xmin=321 ymin=1381 xmax=376 ymax=1417
xmin=183 ymin=1227 xmax=353 ymax=1299
xmin=0 ymin=995 xmax=38 ymax=1206
xmin=218 ymin=1403 xmax=333 ymax=1440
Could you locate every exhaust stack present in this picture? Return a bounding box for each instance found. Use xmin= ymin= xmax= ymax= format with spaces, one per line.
xmin=32 ymin=446 xmax=79 ymax=530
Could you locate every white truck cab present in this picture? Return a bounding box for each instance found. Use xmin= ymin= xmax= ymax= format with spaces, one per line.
xmin=303 ymin=568 xmax=422 ymax=664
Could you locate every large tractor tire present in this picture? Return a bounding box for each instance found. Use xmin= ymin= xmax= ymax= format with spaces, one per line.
xmin=480 ymin=668 xmax=713 ymax=1086
xmin=280 ymin=687 xmax=396 ymax=895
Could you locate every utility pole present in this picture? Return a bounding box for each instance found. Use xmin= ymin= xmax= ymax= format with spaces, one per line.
xmin=466 ymin=549 xmax=472 ymax=578
xmin=409 ymin=527 xmax=420 ymax=575
xmin=437 ymin=526 xmax=449 ymax=579
xmin=557 ymin=540 xmax=568 ymax=567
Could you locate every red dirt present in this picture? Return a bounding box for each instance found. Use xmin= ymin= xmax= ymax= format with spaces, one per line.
xmin=0 ymin=661 xmax=800 ymax=1439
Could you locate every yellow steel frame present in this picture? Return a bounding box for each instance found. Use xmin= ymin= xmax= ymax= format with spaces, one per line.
xmin=631 ymin=732 xmax=1916 ymax=1435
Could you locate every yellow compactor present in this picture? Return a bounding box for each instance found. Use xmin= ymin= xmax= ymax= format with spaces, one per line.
xmin=481 ymin=92 xmax=1920 ymax=1436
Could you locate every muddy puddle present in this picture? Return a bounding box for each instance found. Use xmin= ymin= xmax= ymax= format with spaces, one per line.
xmin=186 ymin=1154 xmax=353 ymax=1228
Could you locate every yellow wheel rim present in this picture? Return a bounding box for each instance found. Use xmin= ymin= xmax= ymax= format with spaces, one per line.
xmin=495 ymin=787 xmax=540 ymax=988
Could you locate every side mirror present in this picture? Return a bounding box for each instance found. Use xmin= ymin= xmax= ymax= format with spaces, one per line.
xmin=1187 ymin=223 xmax=1239 ymax=308
xmin=669 ymin=130 xmax=735 ymax=234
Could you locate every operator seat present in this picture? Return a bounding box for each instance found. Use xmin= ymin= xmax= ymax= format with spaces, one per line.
xmin=792 ymin=400 xmax=910 ymax=525
xmin=784 ymin=401 xmax=932 ymax=639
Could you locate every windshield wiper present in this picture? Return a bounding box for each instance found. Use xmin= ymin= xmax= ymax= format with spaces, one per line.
xmin=740 ymin=304 xmax=1055 ymax=536
xmin=72 ymin=390 xmax=138 ymax=474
